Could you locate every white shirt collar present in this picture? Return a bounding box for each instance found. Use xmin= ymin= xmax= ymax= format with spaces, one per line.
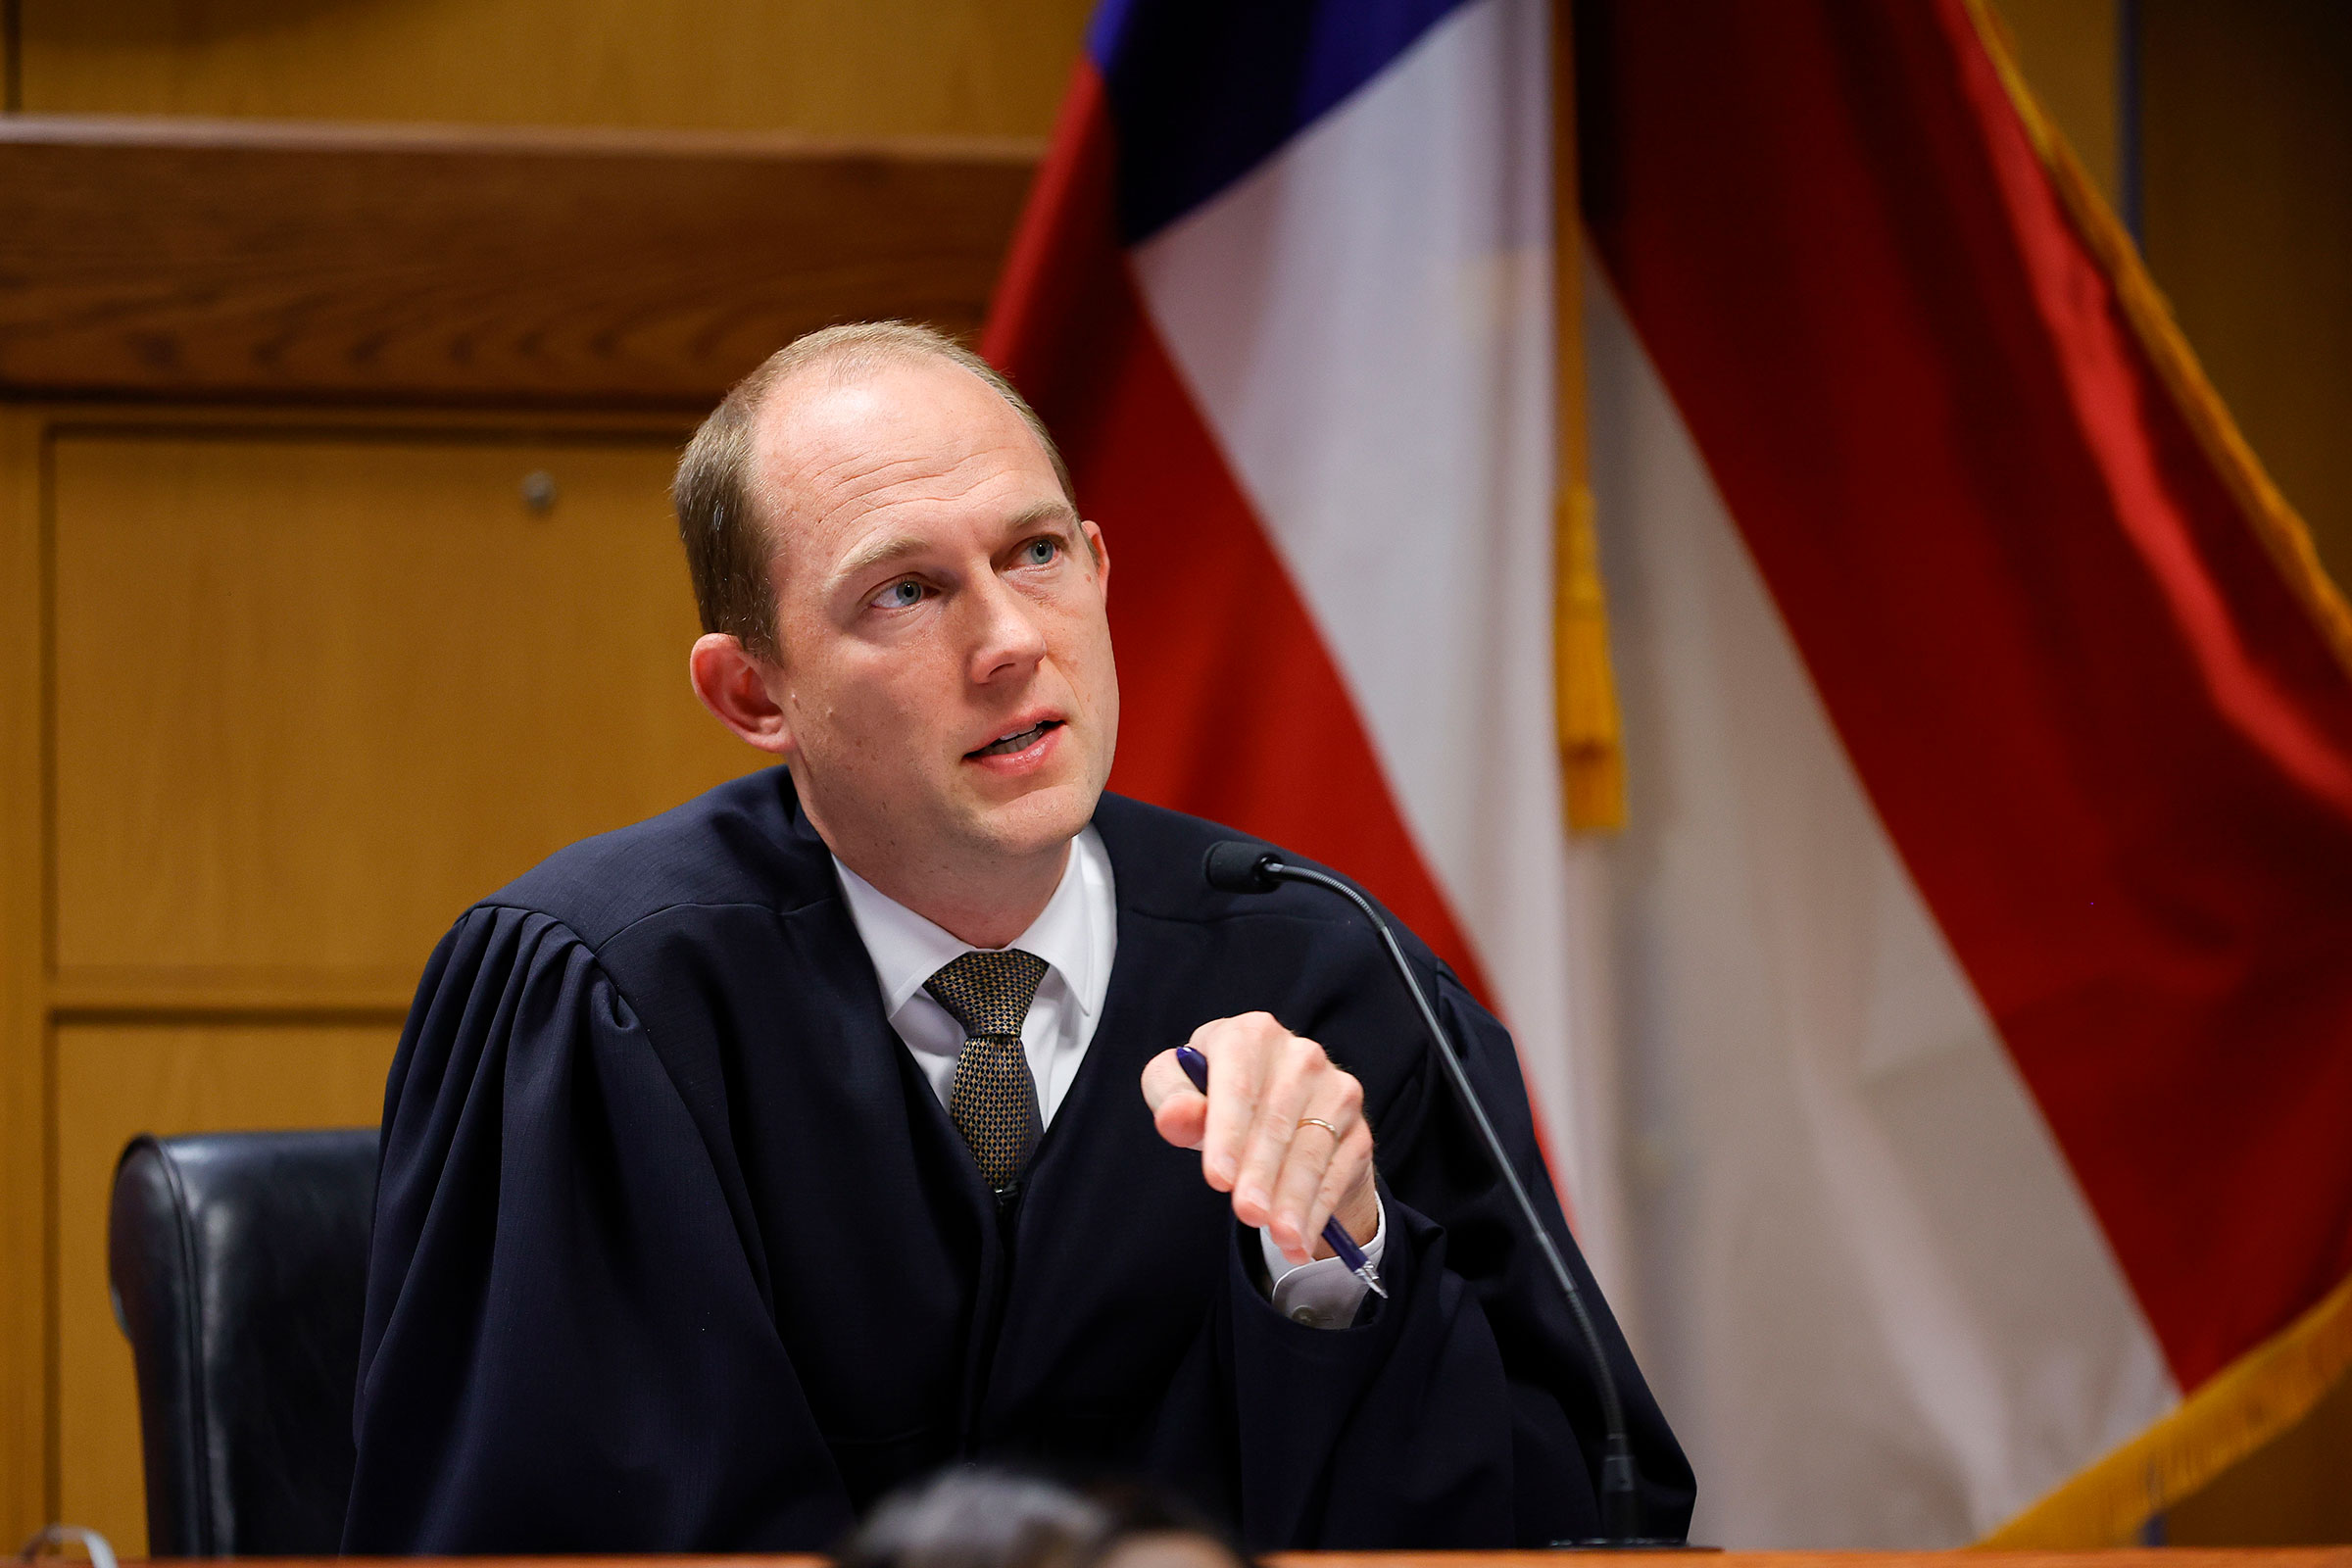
xmin=831 ymin=827 xmax=1108 ymax=1027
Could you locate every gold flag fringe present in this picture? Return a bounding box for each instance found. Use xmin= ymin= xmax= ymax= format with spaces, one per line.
xmin=1982 ymin=1268 xmax=2352 ymax=1545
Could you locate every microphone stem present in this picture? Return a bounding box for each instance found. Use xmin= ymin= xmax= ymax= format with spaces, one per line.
xmin=1266 ymin=858 xmax=1639 ymax=1535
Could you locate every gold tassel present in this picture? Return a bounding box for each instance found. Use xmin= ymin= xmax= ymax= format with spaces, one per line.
xmin=1556 ymin=481 xmax=1626 ymax=831
xmin=1553 ymin=0 xmax=1627 ymax=834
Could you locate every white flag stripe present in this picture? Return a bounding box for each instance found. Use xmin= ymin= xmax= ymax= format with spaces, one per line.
xmin=1130 ymin=0 xmax=1633 ymax=1289
xmin=1583 ymin=266 xmax=2177 ymax=1544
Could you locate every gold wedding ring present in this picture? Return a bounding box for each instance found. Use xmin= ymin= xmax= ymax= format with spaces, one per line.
xmin=1296 ymin=1116 xmax=1341 ymax=1138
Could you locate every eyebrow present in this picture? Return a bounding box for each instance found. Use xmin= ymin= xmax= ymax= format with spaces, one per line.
xmin=830 ymin=501 xmax=1082 ymax=589
xmin=832 ymin=533 xmax=931 ymax=589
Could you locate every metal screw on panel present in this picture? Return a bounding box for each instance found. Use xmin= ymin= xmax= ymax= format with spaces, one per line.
xmin=520 ymin=469 xmax=559 ymax=514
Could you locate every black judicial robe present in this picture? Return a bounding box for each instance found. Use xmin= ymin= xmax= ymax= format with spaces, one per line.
xmin=343 ymin=769 xmax=1692 ymax=1552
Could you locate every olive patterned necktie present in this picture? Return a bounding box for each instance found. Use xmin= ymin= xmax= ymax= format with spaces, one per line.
xmin=923 ymin=949 xmax=1050 ymax=1195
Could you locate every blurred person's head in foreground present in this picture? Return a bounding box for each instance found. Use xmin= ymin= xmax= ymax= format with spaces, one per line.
xmin=836 ymin=1468 xmax=1244 ymax=1568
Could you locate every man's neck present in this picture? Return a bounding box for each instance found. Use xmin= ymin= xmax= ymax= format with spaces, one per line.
xmin=826 ymin=833 xmax=1073 ymax=951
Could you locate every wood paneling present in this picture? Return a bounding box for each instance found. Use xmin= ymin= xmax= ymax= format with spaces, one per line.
xmin=53 ymin=1020 xmax=401 ymax=1557
xmin=0 ymin=0 xmax=1077 ymax=1544
xmin=28 ymin=407 xmax=783 ymax=1547
xmin=1987 ymin=0 xmax=2122 ymax=207
xmin=18 ymin=0 xmax=1093 ymax=140
xmin=50 ymin=425 xmax=763 ymax=999
xmin=2144 ymin=0 xmax=2352 ymax=591
xmin=0 ymin=410 xmax=50 ymax=1541
xmin=0 ymin=118 xmax=1037 ymax=406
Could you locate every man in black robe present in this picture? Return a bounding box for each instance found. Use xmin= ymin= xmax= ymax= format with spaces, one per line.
xmin=344 ymin=323 xmax=1692 ymax=1552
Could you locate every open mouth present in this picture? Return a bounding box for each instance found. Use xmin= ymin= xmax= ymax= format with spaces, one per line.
xmin=967 ymin=719 xmax=1063 ymax=760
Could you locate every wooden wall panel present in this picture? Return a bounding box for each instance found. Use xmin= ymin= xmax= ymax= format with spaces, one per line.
xmin=0 ymin=411 xmax=51 ymax=1541
xmin=53 ymin=1020 xmax=402 ymax=1558
xmin=50 ymin=426 xmax=763 ymax=1004
xmin=18 ymin=0 xmax=1093 ymax=140
xmin=1987 ymin=0 xmax=2122 ymax=206
xmin=0 ymin=120 xmax=1037 ymax=406
xmin=0 ymin=0 xmax=1074 ymax=1544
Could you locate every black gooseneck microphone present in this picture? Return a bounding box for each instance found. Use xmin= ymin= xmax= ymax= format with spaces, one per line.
xmin=1202 ymin=839 xmax=1658 ymax=1547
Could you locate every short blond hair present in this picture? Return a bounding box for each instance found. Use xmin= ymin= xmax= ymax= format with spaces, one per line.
xmin=672 ymin=321 xmax=1075 ymax=660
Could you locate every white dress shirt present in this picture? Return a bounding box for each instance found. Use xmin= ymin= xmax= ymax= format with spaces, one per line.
xmin=832 ymin=826 xmax=1384 ymax=1328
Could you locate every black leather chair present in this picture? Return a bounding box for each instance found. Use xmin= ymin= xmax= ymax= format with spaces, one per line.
xmin=108 ymin=1129 xmax=378 ymax=1556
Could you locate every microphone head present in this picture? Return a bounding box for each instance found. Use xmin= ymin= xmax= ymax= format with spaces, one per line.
xmin=1202 ymin=840 xmax=1281 ymax=894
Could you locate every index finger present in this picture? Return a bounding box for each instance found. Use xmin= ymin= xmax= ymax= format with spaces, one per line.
xmin=1195 ymin=1014 xmax=1275 ymax=1191
xmin=1139 ymin=1048 xmax=1200 ymax=1115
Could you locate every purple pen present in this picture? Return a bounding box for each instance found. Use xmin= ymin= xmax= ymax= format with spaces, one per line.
xmin=1175 ymin=1043 xmax=1387 ymax=1299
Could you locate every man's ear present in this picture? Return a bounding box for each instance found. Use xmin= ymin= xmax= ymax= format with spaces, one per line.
xmin=689 ymin=633 xmax=796 ymax=756
xmin=1083 ymin=518 xmax=1109 ymax=598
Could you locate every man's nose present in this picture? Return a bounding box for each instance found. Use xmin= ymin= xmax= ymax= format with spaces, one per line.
xmin=965 ymin=573 xmax=1050 ymax=683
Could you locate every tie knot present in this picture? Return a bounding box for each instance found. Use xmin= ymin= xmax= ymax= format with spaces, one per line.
xmin=924 ymin=948 xmax=1049 ymax=1040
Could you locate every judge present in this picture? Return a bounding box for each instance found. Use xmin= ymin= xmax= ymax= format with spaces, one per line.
xmin=343 ymin=322 xmax=1692 ymax=1552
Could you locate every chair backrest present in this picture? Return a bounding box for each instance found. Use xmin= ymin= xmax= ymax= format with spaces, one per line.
xmin=108 ymin=1128 xmax=378 ymax=1556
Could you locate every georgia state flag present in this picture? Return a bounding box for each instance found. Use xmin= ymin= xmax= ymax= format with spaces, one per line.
xmin=988 ymin=0 xmax=2352 ymax=1548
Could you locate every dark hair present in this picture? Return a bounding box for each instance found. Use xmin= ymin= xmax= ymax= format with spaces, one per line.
xmin=671 ymin=320 xmax=1075 ymax=662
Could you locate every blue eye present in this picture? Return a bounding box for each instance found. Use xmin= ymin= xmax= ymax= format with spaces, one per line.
xmin=1022 ymin=538 xmax=1058 ymax=566
xmin=875 ymin=580 xmax=924 ymax=610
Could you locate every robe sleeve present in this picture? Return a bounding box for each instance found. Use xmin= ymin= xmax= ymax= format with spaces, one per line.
xmin=342 ymin=905 xmax=853 ymax=1553
xmin=1152 ymin=966 xmax=1696 ymax=1549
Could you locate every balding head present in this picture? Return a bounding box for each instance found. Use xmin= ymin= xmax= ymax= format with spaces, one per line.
xmin=674 ymin=321 xmax=1075 ymax=662
xmin=678 ymin=320 xmax=1116 ymax=948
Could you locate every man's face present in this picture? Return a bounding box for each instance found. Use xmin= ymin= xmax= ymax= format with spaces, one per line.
xmin=754 ymin=356 xmax=1117 ymax=885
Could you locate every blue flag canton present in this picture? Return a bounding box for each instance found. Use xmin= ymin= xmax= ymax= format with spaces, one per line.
xmin=1088 ymin=0 xmax=1477 ymax=245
